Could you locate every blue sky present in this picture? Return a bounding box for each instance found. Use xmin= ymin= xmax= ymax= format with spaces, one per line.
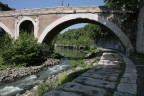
xmin=1 ymin=0 xmax=104 ymax=32
xmin=1 ymin=0 xmax=104 ymax=10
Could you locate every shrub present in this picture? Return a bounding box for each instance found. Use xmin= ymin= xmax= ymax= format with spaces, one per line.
xmin=2 ymin=32 xmax=53 ymax=66
xmin=37 ymin=43 xmax=53 ymax=59
xmin=70 ymin=60 xmax=91 ymax=69
xmin=0 ymin=33 xmax=12 ymax=50
xmin=50 ymin=52 xmax=64 ymax=59
xmin=0 ymin=34 xmax=13 ymax=66
xmin=70 ymin=60 xmax=79 ymax=69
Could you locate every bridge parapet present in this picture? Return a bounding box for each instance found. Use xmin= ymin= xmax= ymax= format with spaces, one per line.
xmin=0 ymin=6 xmax=136 ymax=17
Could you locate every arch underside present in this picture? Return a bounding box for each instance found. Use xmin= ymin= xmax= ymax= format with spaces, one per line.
xmin=0 ymin=22 xmax=13 ymax=38
xmin=38 ymin=14 xmax=134 ymax=52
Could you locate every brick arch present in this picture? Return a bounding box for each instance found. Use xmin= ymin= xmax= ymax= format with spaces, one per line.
xmin=0 ymin=22 xmax=14 ymax=37
xmin=38 ymin=14 xmax=134 ymax=52
xmin=16 ymin=16 xmax=38 ymax=38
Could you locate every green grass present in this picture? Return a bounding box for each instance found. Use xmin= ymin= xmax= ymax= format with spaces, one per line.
xmin=33 ymin=68 xmax=91 ymax=96
xmin=33 ymin=60 xmax=93 ymax=96
xmin=33 ymin=78 xmax=59 ymax=96
xmin=70 ymin=60 xmax=92 ymax=70
xmin=33 ymin=48 xmax=102 ymax=96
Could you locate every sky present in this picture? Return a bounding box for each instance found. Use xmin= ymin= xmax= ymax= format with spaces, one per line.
xmin=1 ymin=0 xmax=104 ymax=10
xmin=0 ymin=0 xmax=104 ymax=33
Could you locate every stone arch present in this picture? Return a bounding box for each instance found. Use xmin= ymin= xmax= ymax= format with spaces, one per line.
xmin=0 ymin=22 xmax=13 ymax=37
xmin=38 ymin=14 xmax=134 ymax=52
xmin=17 ymin=16 xmax=38 ymax=38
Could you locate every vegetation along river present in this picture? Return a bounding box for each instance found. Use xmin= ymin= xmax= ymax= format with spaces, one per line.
xmin=0 ymin=47 xmax=87 ymax=96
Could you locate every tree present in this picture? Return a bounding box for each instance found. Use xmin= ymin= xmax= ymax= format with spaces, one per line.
xmin=54 ymin=24 xmax=113 ymax=47
xmin=0 ymin=33 xmax=12 ymax=50
xmin=2 ymin=32 xmax=53 ymax=66
xmin=104 ymin=0 xmax=140 ymax=7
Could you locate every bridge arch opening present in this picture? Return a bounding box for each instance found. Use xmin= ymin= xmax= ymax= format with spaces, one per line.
xmin=38 ymin=14 xmax=134 ymax=52
xmin=19 ymin=20 xmax=34 ymax=35
xmin=0 ymin=27 xmax=6 ymax=37
xmin=17 ymin=17 xmax=38 ymax=38
xmin=55 ymin=23 xmax=124 ymax=51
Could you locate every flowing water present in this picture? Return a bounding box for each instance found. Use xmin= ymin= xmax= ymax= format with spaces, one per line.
xmin=0 ymin=48 xmax=86 ymax=96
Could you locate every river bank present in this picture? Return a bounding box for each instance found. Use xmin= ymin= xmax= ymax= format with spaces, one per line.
xmin=18 ymin=55 xmax=102 ymax=96
xmin=0 ymin=59 xmax=60 ymax=82
xmin=0 ymin=47 xmax=102 ymax=96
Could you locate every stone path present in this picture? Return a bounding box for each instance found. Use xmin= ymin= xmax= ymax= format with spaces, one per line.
xmin=44 ymin=51 xmax=137 ymax=96
xmin=114 ymin=53 xmax=137 ymax=96
xmin=129 ymin=54 xmax=144 ymax=96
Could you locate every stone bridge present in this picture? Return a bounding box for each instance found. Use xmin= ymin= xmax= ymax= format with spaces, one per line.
xmin=0 ymin=6 xmax=137 ymax=51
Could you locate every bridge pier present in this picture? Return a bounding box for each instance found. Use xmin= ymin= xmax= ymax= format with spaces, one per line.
xmin=136 ymin=6 xmax=144 ymax=53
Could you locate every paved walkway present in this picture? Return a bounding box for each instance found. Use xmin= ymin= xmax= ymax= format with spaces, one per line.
xmin=44 ymin=51 xmax=137 ymax=96
xmin=130 ymin=54 xmax=144 ymax=96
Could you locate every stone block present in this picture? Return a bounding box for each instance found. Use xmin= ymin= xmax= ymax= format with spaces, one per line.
xmin=73 ymin=76 xmax=116 ymax=89
xmin=44 ymin=90 xmax=79 ymax=96
xmin=82 ymin=72 xmax=118 ymax=82
xmin=114 ymin=91 xmax=136 ymax=96
xmin=57 ymin=82 xmax=110 ymax=96
xmin=121 ymin=77 xmax=136 ymax=84
xmin=117 ymin=83 xmax=137 ymax=95
xmin=86 ymin=68 xmax=120 ymax=77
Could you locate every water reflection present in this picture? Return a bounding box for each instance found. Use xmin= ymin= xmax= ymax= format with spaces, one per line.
xmin=54 ymin=47 xmax=87 ymax=60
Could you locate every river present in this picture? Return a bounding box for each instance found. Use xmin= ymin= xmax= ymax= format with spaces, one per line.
xmin=0 ymin=48 xmax=86 ymax=96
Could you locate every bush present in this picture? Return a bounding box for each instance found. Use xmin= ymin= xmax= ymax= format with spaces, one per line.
xmin=50 ymin=53 xmax=64 ymax=59
xmin=70 ymin=60 xmax=91 ymax=69
xmin=0 ymin=33 xmax=12 ymax=50
xmin=2 ymin=32 xmax=53 ymax=66
xmin=0 ymin=34 xmax=13 ymax=66
xmin=84 ymin=47 xmax=103 ymax=59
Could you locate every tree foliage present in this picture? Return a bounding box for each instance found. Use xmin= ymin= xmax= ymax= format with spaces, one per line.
xmin=1 ymin=32 xmax=53 ymax=66
xmin=54 ymin=24 xmax=113 ymax=47
xmin=104 ymin=0 xmax=140 ymax=7
xmin=0 ymin=33 xmax=12 ymax=49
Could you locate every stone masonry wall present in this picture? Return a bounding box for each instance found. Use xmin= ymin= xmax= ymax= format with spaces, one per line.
xmin=136 ymin=6 xmax=144 ymax=53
